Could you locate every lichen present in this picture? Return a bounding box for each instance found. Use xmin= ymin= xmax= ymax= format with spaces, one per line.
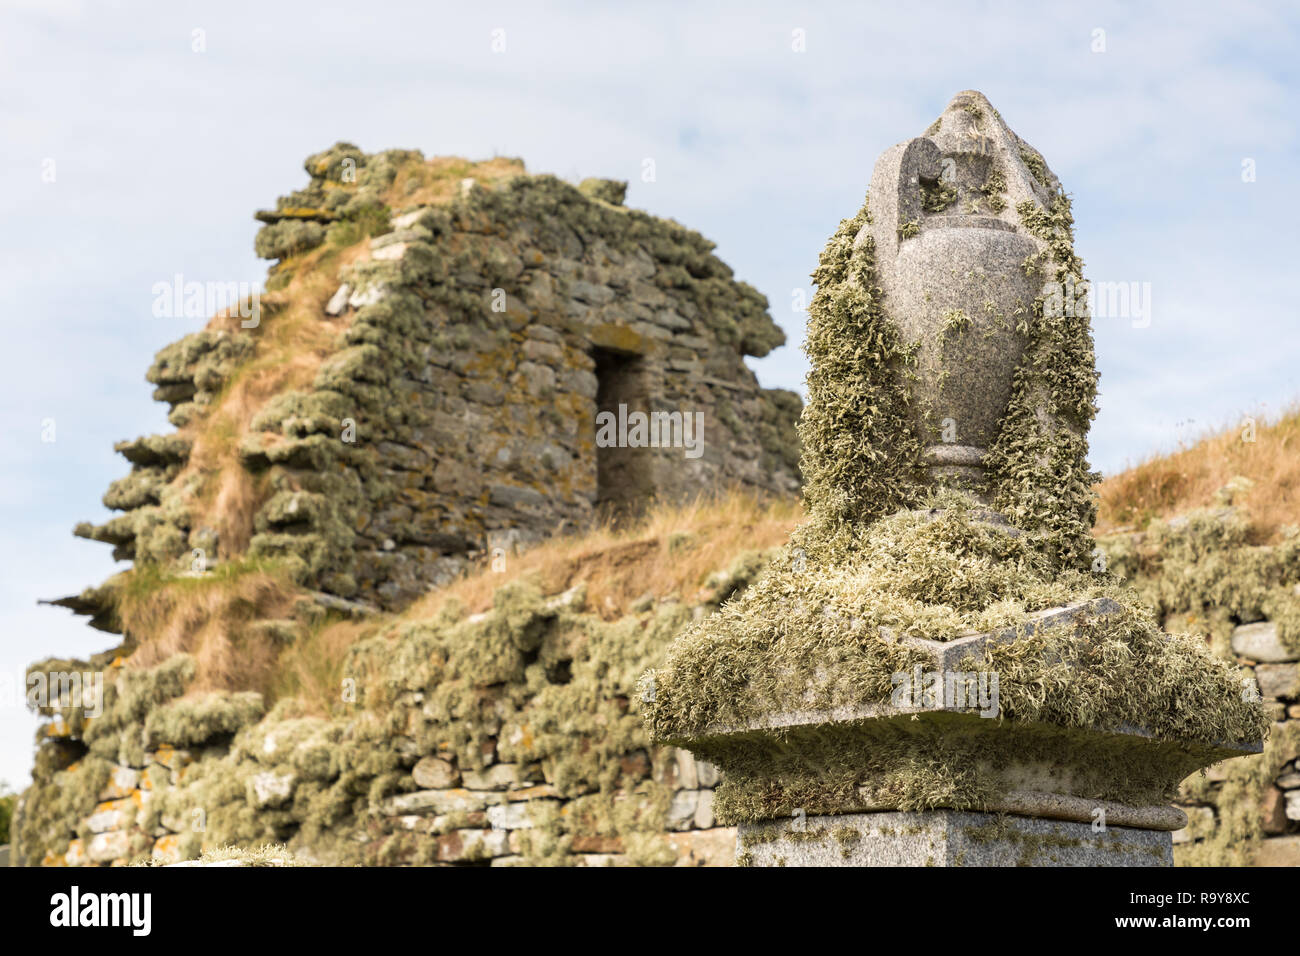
xmin=985 ymin=193 xmax=1099 ymax=571
xmin=795 ymin=196 xmax=926 ymax=555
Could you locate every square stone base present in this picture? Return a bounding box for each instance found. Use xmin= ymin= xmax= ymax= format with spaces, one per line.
xmin=737 ymin=810 xmax=1172 ymax=867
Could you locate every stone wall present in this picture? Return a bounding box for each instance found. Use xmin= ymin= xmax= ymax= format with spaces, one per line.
xmin=1099 ymin=500 xmax=1300 ymax=865
xmin=19 ymin=569 xmax=767 ymax=867
xmin=1173 ymin=617 xmax=1300 ymax=865
xmin=28 ymin=727 xmax=735 ymax=868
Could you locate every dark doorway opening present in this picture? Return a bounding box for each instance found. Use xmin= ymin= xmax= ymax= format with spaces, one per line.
xmin=593 ymin=348 xmax=653 ymax=517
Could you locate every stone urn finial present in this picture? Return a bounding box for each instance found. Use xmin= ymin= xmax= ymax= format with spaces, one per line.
xmin=865 ymin=90 xmax=1066 ymax=491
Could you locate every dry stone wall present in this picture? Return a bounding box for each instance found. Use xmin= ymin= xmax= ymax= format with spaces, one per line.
xmin=18 ymin=570 xmax=769 ymax=867
xmin=1099 ymin=500 xmax=1300 ymax=865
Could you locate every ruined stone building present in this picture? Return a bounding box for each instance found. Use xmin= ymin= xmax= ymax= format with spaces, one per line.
xmin=70 ymin=145 xmax=801 ymax=613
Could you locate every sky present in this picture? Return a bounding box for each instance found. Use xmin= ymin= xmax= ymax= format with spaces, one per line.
xmin=1 ymin=0 xmax=1297 ymax=788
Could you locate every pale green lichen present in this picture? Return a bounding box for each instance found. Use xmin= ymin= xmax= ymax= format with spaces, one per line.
xmin=985 ymin=194 xmax=1099 ymax=571
xmin=796 ymin=196 xmax=926 ymax=554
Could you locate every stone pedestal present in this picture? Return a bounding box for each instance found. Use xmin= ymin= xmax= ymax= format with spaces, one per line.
xmin=738 ymin=810 xmax=1173 ymax=867
xmin=654 ymin=598 xmax=1261 ymax=867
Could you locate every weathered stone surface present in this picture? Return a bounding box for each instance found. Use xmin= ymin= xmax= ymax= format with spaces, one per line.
xmin=325 ymin=284 xmax=350 ymax=316
xmin=1252 ymin=835 xmax=1300 ymax=866
xmin=665 ymin=827 xmax=736 ymax=867
xmin=486 ymin=800 xmax=557 ymax=830
xmin=1256 ymin=664 xmax=1300 ymax=700
xmin=99 ymin=765 xmax=141 ymax=800
xmin=411 ymin=756 xmax=458 ymax=789
xmin=460 ymin=763 xmax=522 ymax=790
xmin=248 ymin=771 xmax=296 ymax=809
xmin=381 ymin=788 xmax=505 ymax=815
xmin=693 ymin=789 xmax=716 ymax=829
xmin=86 ymin=798 xmax=134 ymax=833
xmin=696 ymin=759 xmax=720 ymax=788
xmin=864 ymin=91 xmax=1059 ymax=486
xmin=1275 ymin=769 xmax=1300 ymax=788
xmin=1262 ymin=786 xmax=1288 ymax=834
xmin=738 ymin=810 xmax=1173 ymax=867
xmin=1232 ymin=621 xmax=1296 ymax=662
xmin=665 ymin=789 xmax=700 ymax=831
xmin=87 ymin=830 xmax=131 ymax=863
xmin=1285 ymin=790 xmax=1300 ymax=821
xmin=436 ymin=829 xmax=510 ymax=862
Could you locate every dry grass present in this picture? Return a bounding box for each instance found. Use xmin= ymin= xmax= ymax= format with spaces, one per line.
xmin=384 ymin=155 xmax=527 ymax=207
xmin=119 ymin=560 xmax=300 ymax=698
xmin=269 ymin=617 xmax=373 ymax=714
xmin=117 ymin=491 xmax=801 ymax=708
xmin=408 ymin=490 xmax=803 ymax=622
xmin=1096 ymin=404 xmax=1300 ymax=540
xmin=178 ymin=241 xmax=365 ymax=556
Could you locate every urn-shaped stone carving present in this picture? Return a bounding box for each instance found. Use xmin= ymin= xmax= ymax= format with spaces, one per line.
xmin=864 ymin=90 xmax=1065 ymax=487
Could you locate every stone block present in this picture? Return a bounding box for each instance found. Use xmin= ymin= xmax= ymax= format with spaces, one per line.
xmin=693 ymin=789 xmax=716 ymax=829
xmin=487 ymin=800 xmax=557 ymax=830
xmin=412 ymin=756 xmax=459 ymax=789
xmin=460 ymin=763 xmax=522 ymax=790
xmin=381 ymin=788 xmax=505 ymax=815
xmin=1262 ymin=787 xmax=1288 ymax=834
xmin=1275 ymin=770 xmax=1300 ymax=789
xmin=248 ymin=771 xmax=296 ymax=809
xmin=86 ymin=798 xmax=135 ymax=833
xmin=151 ymin=834 xmax=183 ymax=864
xmin=435 ymin=829 xmax=510 ymax=862
xmin=1232 ymin=622 xmax=1296 ymax=663
xmin=87 ymin=830 xmax=131 ymax=863
xmin=99 ymin=765 xmax=141 ymax=800
xmin=738 ymin=810 xmax=1173 ymax=867
xmin=673 ymin=749 xmax=698 ymax=789
xmin=1257 ymin=664 xmax=1300 ymax=700
xmin=325 ymin=284 xmax=351 ymax=315
xmin=696 ymin=759 xmax=720 ymax=788
xmin=1286 ymin=790 xmax=1300 ymax=822
xmin=666 ymin=789 xmax=700 ymax=831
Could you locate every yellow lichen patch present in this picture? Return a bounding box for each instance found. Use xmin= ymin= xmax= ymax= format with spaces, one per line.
xmin=150 ymin=834 xmax=182 ymax=864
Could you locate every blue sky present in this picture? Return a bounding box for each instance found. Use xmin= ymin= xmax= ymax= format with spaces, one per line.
xmin=1 ymin=0 xmax=1297 ymax=787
